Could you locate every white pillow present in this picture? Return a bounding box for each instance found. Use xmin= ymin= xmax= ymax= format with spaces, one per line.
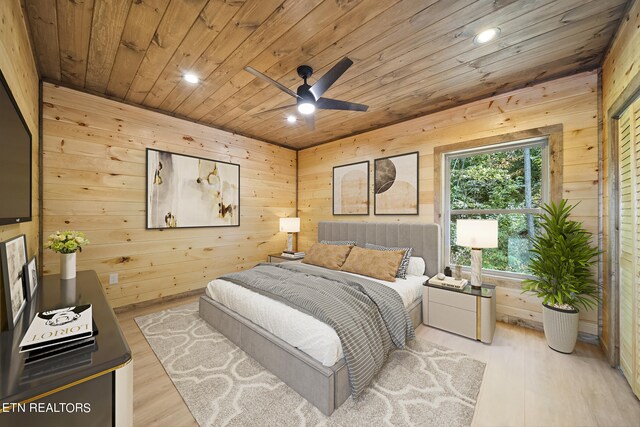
xmin=406 ymin=257 xmax=426 ymax=276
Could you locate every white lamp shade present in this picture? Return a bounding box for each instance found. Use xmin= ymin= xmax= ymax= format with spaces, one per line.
xmin=279 ymin=217 xmax=300 ymax=233
xmin=456 ymin=219 xmax=498 ymax=248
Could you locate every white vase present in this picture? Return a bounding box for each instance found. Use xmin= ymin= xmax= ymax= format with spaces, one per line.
xmin=542 ymin=303 xmax=579 ymax=354
xmin=60 ymin=252 xmax=77 ymax=280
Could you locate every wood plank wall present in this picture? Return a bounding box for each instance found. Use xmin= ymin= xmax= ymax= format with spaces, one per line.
xmin=0 ymin=0 xmax=40 ymax=329
xmin=41 ymin=84 xmax=296 ymax=308
xmin=298 ymin=71 xmax=600 ymax=336
xmin=602 ymin=0 xmax=640 ymax=365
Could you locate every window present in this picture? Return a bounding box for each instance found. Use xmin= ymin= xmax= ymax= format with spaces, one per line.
xmin=444 ymin=137 xmax=549 ymax=277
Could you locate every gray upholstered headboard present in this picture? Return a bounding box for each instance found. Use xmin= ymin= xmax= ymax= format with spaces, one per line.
xmin=317 ymin=222 xmax=441 ymax=277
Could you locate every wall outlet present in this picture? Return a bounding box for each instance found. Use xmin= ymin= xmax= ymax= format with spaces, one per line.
xmin=109 ymin=273 xmax=118 ymax=285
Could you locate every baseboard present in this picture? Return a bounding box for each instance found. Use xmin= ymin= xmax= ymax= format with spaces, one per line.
xmin=113 ymin=288 xmax=205 ymax=314
xmin=497 ymin=314 xmax=599 ymax=345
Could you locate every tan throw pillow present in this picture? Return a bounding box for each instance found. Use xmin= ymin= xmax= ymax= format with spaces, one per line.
xmin=340 ymin=246 xmax=405 ymax=282
xmin=302 ymin=243 xmax=353 ymax=270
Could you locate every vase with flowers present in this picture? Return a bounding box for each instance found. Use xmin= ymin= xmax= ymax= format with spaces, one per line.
xmin=45 ymin=231 xmax=90 ymax=279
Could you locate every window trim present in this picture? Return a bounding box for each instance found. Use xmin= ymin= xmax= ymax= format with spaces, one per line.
xmin=433 ymin=125 xmax=563 ymax=283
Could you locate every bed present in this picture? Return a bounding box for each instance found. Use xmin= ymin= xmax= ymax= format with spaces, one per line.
xmin=198 ymin=221 xmax=441 ymax=415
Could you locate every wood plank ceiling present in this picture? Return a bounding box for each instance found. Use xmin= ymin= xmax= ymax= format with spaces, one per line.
xmin=24 ymin=0 xmax=629 ymax=149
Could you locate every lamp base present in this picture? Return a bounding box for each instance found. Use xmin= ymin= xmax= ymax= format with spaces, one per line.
xmin=470 ymin=248 xmax=483 ymax=289
xmin=286 ymin=233 xmax=293 ymax=253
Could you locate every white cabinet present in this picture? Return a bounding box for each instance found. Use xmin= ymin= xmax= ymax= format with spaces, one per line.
xmin=422 ymin=284 xmax=496 ymax=344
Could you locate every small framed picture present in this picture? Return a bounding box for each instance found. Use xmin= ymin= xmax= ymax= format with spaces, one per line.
xmin=23 ymin=256 xmax=38 ymax=301
xmin=1 ymin=234 xmax=28 ymax=329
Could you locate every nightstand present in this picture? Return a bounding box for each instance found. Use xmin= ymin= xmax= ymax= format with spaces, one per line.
xmin=422 ymin=281 xmax=496 ymax=344
xmin=268 ymin=253 xmax=304 ymax=263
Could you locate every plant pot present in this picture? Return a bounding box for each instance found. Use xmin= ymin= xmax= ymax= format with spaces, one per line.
xmin=542 ymin=303 xmax=579 ymax=353
xmin=60 ymin=252 xmax=77 ymax=280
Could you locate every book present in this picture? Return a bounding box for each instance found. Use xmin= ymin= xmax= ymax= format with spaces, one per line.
xmin=23 ymin=319 xmax=98 ymax=365
xmin=282 ymin=251 xmax=305 ymax=255
xmin=280 ymin=252 xmax=305 ymax=258
xmin=24 ymin=336 xmax=96 ymax=364
xmin=20 ymin=304 xmax=93 ymax=352
xmin=428 ymin=275 xmax=468 ymax=290
xmin=22 ymin=340 xmax=95 ymax=376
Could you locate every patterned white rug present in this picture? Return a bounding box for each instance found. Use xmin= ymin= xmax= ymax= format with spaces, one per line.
xmin=135 ymin=302 xmax=485 ymax=426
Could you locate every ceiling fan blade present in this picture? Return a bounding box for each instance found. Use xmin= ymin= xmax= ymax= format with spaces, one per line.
xmin=251 ymin=104 xmax=296 ymax=116
xmin=309 ymin=57 xmax=353 ymax=99
xmin=304 ymin=114 xmax=315 ymax=131
xmin=244 ymin=66 xmax=300 ymax=99
xmin=316 ymin=97 xmax=368 ymax=112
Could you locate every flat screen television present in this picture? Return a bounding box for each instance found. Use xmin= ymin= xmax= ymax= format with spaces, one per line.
xmin=0 ymin=69 xmax=32 ymax=225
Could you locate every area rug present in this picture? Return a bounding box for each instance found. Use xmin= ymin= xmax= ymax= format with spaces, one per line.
xmin=135 ymin=302 xmax=485 ymax=426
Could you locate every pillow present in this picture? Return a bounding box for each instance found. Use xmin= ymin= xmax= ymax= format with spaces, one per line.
xmin=406 ymin=257 xmax=426 ymax=276
xmin=302 ymin=243 xmax=353 ymax=270
xmin=320 ymin=240 xmax=356 ymax=246
xmin=364 ymin=243 xmax=414 ymax=279
xmin=340 ymin=246 xmax=405 ymax=282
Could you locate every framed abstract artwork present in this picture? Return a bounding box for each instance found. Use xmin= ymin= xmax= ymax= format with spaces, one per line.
xmin=333 ymin=161 xmax=369 ymax=215
xmin=1 ymin=234 xmax=28 ymax=329
xmin=146 ymin=148 xmax=240 ymax=229
xmin=374 ymin=151 xmax=419 ymax=215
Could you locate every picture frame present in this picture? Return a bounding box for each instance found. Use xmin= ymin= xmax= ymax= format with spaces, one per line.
xmin=333 ymin=160 xmax=370 ymax=215
xmin=1 ymin=234 xmax=28 ymax=329
xmin=374 ymin=151 xmax=419 ymax=215
xmin=23 ymin=256 xmax=38 ymax=301
xmin=146 ymin=148 xmax=241 ymax=229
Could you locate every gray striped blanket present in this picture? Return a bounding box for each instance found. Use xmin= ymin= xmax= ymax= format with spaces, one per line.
xmin=219 ymin=262 xmax=415 ymax=397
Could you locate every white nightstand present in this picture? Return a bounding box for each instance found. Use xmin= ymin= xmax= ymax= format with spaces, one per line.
xmin=422 ymin=282 xmax=496 ymax=344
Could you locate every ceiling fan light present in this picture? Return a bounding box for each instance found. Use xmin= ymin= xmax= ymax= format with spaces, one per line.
xmin=474 ymin=28 xmax=500 ymax=45
xmin=297 ymin=102 xmax=315 ymax=115
xmin=183 ymin=73 xmax=199 ymax=84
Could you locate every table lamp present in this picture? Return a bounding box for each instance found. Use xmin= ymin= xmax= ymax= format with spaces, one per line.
xmin=279 ymin=217 xmax=300 ymax=253
xmin=456 ymin=219 xmax=498 ymax=289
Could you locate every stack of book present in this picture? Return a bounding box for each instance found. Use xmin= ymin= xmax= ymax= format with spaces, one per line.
xmin=281 ymin=251 xmax=305 ymax=259
xmin=428 ymin=275 xmax=468 ymax=290
xmin=19 ymin=304 xmax=97 ymax=364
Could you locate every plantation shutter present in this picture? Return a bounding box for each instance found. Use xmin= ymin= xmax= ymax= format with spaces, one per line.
xmin=634 ymin=101 xmax=640 ymax=397
xmin=618 ymin=97 xmax=640 ymax=398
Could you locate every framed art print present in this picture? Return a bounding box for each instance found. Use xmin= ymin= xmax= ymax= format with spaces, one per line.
xmin=23 ymin=256 xmax=38 ymax=301
xmin=374 ymin=151 xmax=419 ymax=215
xmin=333 ymin=161 xmax=369 ymax=215
xmin=146 ymin=148 xmax=240 ymax=229
xmin=1 ymin=234 xmax=28 ymax=329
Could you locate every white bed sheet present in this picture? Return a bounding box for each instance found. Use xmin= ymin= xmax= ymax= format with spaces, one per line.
xmin=205 ymin=267 xmax=425 ymax=367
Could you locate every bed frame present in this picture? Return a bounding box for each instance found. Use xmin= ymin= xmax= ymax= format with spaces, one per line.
xmin=199 ymin=221 xmax=441 ymax=415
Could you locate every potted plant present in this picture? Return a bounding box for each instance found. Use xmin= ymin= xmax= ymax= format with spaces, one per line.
xmin=522 ymin=200 xmax=599 ymax=353
xmin=45 ymin=231 xmax=89 ymax=280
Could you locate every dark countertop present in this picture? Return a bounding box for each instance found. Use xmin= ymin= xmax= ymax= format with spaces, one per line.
xmin=0 ymin=270 xmax=131 ymax=404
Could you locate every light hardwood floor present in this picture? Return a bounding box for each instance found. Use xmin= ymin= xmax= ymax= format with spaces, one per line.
xmin=117 ymin=294 xmax=640 ymax=426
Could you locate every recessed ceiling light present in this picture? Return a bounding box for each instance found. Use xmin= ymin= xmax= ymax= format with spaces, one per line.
xmin=474 ymin=28 xmax=500 ymax=45
xmin=184 ymin=73 xmax=199 ymax=84
xmin=297 ymin=102 xmax=315 ymax=115
xmin=286 ymin=115 xmax=296 ymax=123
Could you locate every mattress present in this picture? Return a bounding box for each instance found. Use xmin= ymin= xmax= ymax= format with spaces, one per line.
xmin=205 ymin=265 xmax=425 ymax=367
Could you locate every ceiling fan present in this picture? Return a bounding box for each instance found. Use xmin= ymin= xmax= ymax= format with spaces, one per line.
xmin=244 ymin=57 xmax=369 ymax=130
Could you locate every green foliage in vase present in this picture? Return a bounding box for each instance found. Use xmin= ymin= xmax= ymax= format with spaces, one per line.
xmin=521 ymin=200 xmax=599 ymax=311
xmin=45 ymin=231 xmax=90 ymax=254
